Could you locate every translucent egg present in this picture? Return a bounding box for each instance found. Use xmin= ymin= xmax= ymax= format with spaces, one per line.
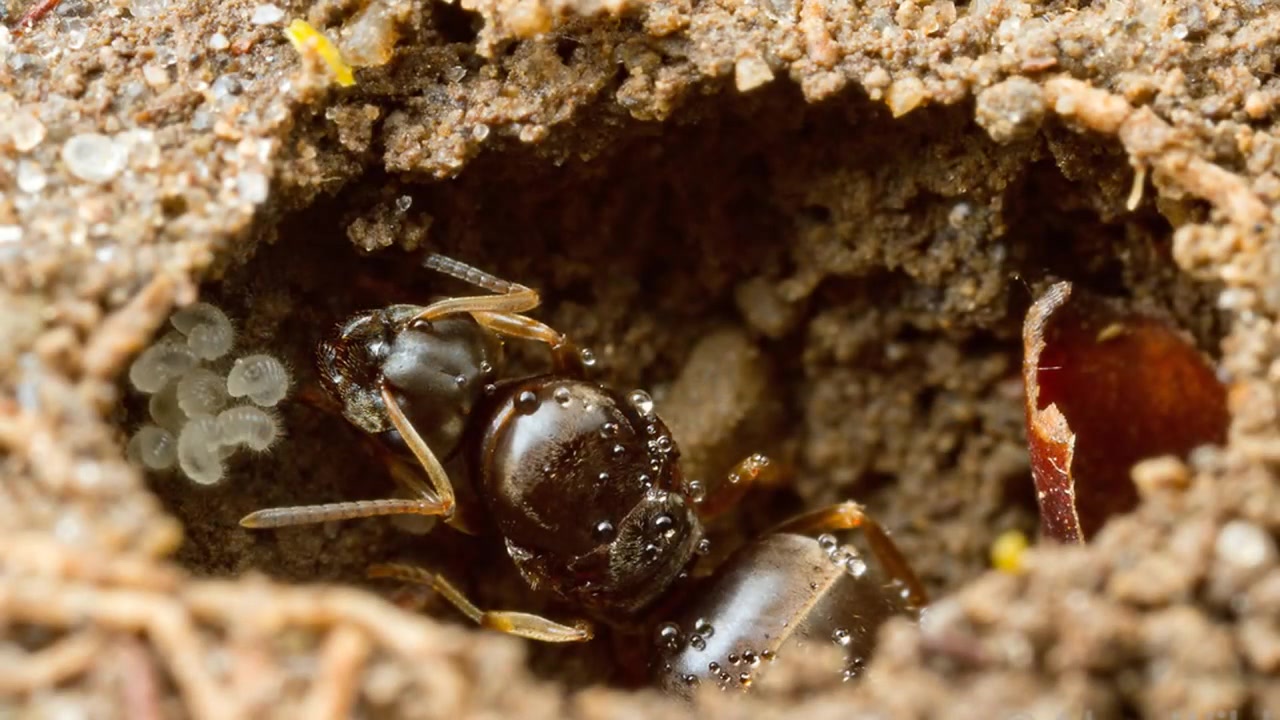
xmin=178 ymin=415 xmax=225 ymax=485
xmin=217 ymin=405 xmax=281 ymax=452
xmin=226 ymin=353 xmax=290 ymax=406
xmin=127 ymin=425 xmax=177 ymax=470
xmin=171 ymin=302 xmax=235 ymax=360
xmin=148 ymin=381 xmax=186 ymax=431
xmin=178 ymin=368 xmax=229 ymax=416
xmin=128 ymin=334 xmax=198 ymax=393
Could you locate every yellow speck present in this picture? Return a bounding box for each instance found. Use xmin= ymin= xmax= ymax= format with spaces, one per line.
xmin=284 ymin=19 xmax=355 ymax=87
xmin=991 ymin=529 xmax=1029 ymax=574
xmin=1096 ymin=322 xmax=1127 ymax=343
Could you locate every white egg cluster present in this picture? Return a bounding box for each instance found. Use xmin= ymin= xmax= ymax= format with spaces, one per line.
xmin=126 ymin=302 xmax=290 ymax=485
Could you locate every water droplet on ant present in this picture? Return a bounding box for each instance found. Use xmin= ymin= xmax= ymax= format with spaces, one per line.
xmin=656 ymin=435 xmax=672 ymax=452
xmin=593 ymin=520 xmax=616 ymax=541
xmin=598 ymin=471 xmax=610 ymax=483
xmin=687 ymin=480 xmax=706 ymax=502
xmin=454 ymin=374 xmax=467 ymax=387
xmin=832 ymin=628 xmax=851 ymax=646
xmin=655 ymin=622 xmax=681 ymax=651
xmin=818 ymin=534 xmax=837 ymax=551
xmin=738 ymin=673 xmax=752 ymax=687
xmin=638 ymin=473 xmax=652 ymax=488
xmin=653 ymin=514 xmax=674 ymax=533
xmin=695 ymin=618 xmax=714 ymax=638
xmin=600 ymin=422 xmax=618 ymax=438
xmin=515 ymin=390 xmax=538 ymax=414
xmin=696 ymin=538 xmax=712 ymax=555
xmin=727 ymin=653 xmax=740 ymax=665
xmin=643 ymin=543 xmax=660 ymax=560
xmin=689 ymin=634 xmax=706 ymax=651
xmin=479 ymin=361 xmax=494 ymax=376
xmin=845 ymin=556 xmax=868 ymax=577
xmin=483 ymin=383 xmax=497 ymax=396
xmin=611 ymin=443 xmax=626 ymax=458
xmin=743 ymin=650 xmax=759 ymax=666
xmin=683 ymin=674 xmax=698 ymax=686
xmin=761 ymin=650 xmax=775 ymax=662
xmin=553 ymin=386 xmax=572 ymax=406
xmin=580 ymin=348 xmax=597 ymax=368
xmin=708 ymin=662 xmax=721 ymax=673
xmin=628 ymin=389 xmax=654 ymax=415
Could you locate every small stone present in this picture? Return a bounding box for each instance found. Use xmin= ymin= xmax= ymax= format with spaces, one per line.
xmin=472 ymin=123 xmax=490 ymax=141
xmin=886 ymin=76 xmax=927 ymax=117
xmin=395 ymin=195 xmax=412 ymax=212
xmin=1216 ymin=520 xmax=1277 ymax=572
xmin=142 ymin=64 xmax=170 ymax=89
xmin=63 ymin=18 xmax=88 ymax=49
xmin=10 ymin=113 xmax=46 ymax=152
xmin=236 ymin=171 xmax=269 ymax=204
xmin=208 ymin=32 xmax=230 ymax=50
xmin=734 ymin=56 xmax=774 ymax=93
xmin=61 ymin=133 xmax=127 ymax=184
xmin=129 ymin=0 xmax=168 ymax=18
xmin=16 ymin=160 xmax=46 ymax=193
xmin=250 ymin=3 xmax=285 ymax=25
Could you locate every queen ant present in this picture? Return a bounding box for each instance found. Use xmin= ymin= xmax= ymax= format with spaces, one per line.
xmin=240 ymin=254 xmax=928 ymax=690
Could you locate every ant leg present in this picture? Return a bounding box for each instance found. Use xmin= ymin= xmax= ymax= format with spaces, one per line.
xmin=380 ymin=383 xmax=456 ymax=514
xmin=240 ymin=498 xmax=449 ymax=529
xmin=415 ymin=254 xmax=541 ymax=322
xmin=695 ymin=453 xmax=787 ymax=520
xmin=471 ymin=311 xmax=586 ymax=377
xmin=768 ymin=501 xmax=928 ymax=607
xmin=368 ymin=564 xmax=595 ymax=643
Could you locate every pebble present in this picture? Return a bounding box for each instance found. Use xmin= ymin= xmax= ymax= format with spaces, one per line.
xmin=250 ymin=3 xmax=285 ymax=25
xmin=61 ymin=133 xmax=127 ymax=184
xmin=237 ymin=172 xmax=269 ymax=204
xmin=1216 ymin=520 xmax=1277 ymax=572
xmin=16 ymin=160 xmax=47 ymax=193
xmin=11 ymin=113 xmax=46 ymax=152
xmin=208 ymin=33 xmax=230 ymax=50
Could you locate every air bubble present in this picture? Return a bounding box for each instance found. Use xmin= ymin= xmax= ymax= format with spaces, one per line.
xmin=694 ymin=618 xmax=714 ymax=638
xmin=129 ymin=336 xmax=199 ymax=393
xmin=148 ymin=381 xmax=186 ymax=431
xmin=687 ymin=480 xmax=706 ymax=502
xmin=178 ymin=416 xmax=225 ymax=485
xmin=553 ymin=386 xmax=572 ymax=406
xmin=845 ymin=556 xmax=868 ymax=578
xmin=611 ymin=443 xmax=626 ymax=458
xmin=643 ymin=543 xmax=660 ymax=561
xmin=515 ymin=390 xmax=538 ymax=414
xmin=817 ymin=534 xmax=838 ymax=551
xmin=655 ymin=435 xmax=672 ymax=452
xmin=743 ymin=650 xmax=759 ymax=666
xmin=177 ymin=368 xmax=229 ymax=416
xmin=454 ymin=374 xmax=467 ymax=387
xmin=627 ymin=389 xmax=654 ymax=415
xmin=593 ymin=520 xmax=616 ymax=542
xmin=655 ymin=622 xmax=682 ymax=651
xmin=580 ymin=348 xmax=597 ymax=368
xmin=832 ymin=628 xmax=851 ymax=646
xmin=226 ymin=354 xmax=290 ymax=406
xmin=696 ymin=538 xmax=712 ymax=555
xmin=218 ymin=405 xmax=281 ymax=451
xmin=127 ymin=425 xmax=176 ymax=470
xmin=598 ymin=471 xmax=610 ymax=483
xmin=600 ymin=422 xmax=618 ymax=438
xmin=479 ymin=361 xmax=494 ymax=376
xmin=689 ymin=634 xmax=706 ymax=651
xmin=653 ymin=514 xmax=674 ymax=533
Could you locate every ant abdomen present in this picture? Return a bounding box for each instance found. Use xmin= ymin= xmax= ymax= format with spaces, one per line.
xmin=474 ymin=376 xmax=703 ymax=620
xmin=654 ymin=533 xmax=913 ymax=696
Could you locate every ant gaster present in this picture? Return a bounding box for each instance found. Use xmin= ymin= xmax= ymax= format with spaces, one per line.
xmin=240 ymin=254 xmax=928 ymax=683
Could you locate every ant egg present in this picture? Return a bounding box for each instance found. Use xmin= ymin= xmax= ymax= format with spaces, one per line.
xmin=217 ymin=405 xmax=281 ymax=452
xmin=178 ymin=415 xmax=225 ymax=485
xmin=148 ymin=381 xmax=186 ymax=431
xmin=171 ymin=302 xmax=235 ymax=360
xmin=226 ymin=354 xmax=290 ymax=406
xmin=127 ymin=425 xmax=177 ymax=470
xmin=178 ymin=368 xmax=230 ymax=416
xmin=128 ymin=334 xmax=198 ymax=393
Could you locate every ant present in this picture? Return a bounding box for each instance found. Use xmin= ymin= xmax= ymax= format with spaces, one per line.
xmin=240 ymin=254 xmax=929 ymax=690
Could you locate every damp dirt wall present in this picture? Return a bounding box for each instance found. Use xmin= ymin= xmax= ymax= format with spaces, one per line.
xmin=2 ymin=0 xmax=1280 ymax=717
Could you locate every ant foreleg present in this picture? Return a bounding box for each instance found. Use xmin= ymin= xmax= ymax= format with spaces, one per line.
xmin=240 ymin=498 xmax=449 ymax=528
xmin=694 ymin=453 xmax=787 ymax=520
xmin=471 ymin=311 xmax=587 ymax=377
xmin=368 ymin=563 xmax=595 ymax=643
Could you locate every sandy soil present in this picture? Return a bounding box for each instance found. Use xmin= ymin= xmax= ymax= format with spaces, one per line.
xmin=2 ymin=0 xmax=1280 ymax=717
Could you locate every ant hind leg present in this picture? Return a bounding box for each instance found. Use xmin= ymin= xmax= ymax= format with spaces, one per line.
xmin=368 ymin=563 xmax=595 ymax=643
xmin=769 ymin=501 xmax=928 ymax=607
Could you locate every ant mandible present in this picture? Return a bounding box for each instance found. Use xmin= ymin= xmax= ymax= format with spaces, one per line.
xmin=240 ymin=254 xmax=928 ymax=686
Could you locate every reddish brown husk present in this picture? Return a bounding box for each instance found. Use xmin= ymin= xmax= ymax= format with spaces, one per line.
xmin=1022 ymin=282 xmax=1228 ymax=543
